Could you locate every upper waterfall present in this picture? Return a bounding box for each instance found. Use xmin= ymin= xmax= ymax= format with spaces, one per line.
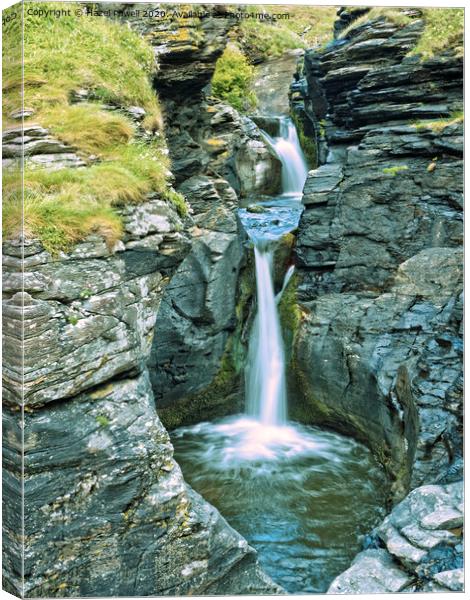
xmin=262 ymin=116 xmax=309 ymax=196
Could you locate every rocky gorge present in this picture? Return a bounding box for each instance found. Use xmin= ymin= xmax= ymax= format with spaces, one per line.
xmin=2 ymin=3 xmax=463 ymax=597
xmin=289 ymin=6 xmax=463 ymax=592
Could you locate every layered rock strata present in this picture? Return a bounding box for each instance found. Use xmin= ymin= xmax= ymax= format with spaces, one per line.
xmin=2 ymin=6 xmax=281 ymax=596
xmin=2 ymin=195 xmax=279 ymax=596
xmin=290 ymin=8 xmax=463 ymax=592
xmin=111 ymin=5 xmax=281 ymax=426
xmin=328 ymin=482 xmax=463 ymax=593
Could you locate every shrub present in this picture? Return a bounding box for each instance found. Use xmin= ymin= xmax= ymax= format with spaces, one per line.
xmin=211 ymin=44 xmax=257 ymax=112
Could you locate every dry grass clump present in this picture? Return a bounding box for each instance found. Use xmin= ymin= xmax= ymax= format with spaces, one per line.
xmin=339 ymin=8 xmax=412 ymax=39
xmin=2 ymin=2 xmax=187 ymax=253
xmin=413 ymin=111 xmax=463 ymax=133
xmin=411 ymin=8 xmax=463 ymax=59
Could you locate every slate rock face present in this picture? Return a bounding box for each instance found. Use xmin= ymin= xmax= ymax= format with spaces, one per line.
xmin=3 ymin=7 xmax=283 ymax=595
xmin=2 ymin=196 xmax=278 ymax=596
xmin=291 ymin=7 xmax=463 ymax=494
xmin=328 ymin=482 xmax=463 ymax=594
xmin=3 ymin=372 xmax=280 ymax=596
xmin=2 ymin=124 xmax=86 ymax=169
xmin=290 ymin=7 xmax=463 ymax=593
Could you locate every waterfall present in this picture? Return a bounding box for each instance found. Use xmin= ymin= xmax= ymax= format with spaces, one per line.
xmin=245 ymin=117 xmax=308 ymax=426
xmin=246 ymin=245 xmax=287 ymax=425
xmin=263 ymin=117 xmax=308 ymax=195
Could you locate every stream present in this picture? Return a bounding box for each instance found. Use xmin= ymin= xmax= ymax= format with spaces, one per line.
xmin=172 ymin=114 xmax=388 ymax=593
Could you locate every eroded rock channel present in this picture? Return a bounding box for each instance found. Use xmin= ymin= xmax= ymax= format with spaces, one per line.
xmin=2 ymin=5 xmax=462 ymax=597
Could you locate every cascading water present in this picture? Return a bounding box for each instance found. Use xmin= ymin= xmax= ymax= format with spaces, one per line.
xmin=262 ymin=117 xmax=308 ymax=195
xmin=244 ymin=116 xmax=306 ymax=427
xmin=172 ymin=112 xmax=387 ymax=593
xmin=245 ymin=245 xmax=287 ymax=425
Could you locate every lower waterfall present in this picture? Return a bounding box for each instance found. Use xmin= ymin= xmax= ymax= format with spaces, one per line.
xmin=171 ymin=115 xmax=388 ymax=593
xmin=246 ymin=245 xmax=287 ymax=425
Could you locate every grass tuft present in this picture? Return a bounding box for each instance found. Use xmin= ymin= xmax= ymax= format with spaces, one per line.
xmin=339 ymin=8 xmax=412 ymax=39
xmin=2 ymin=2 xmax=188 ymax=254
xmin=412 ymin=110 xmax=463 ymax=133
xmin=3 ymin=2 xmax=162 ymax=122
xmin=410 ymin=8 xmax=463 ymax=59
xmin=2 ymin=138 xmax=187 ymax=254
xmin=41 ymin=104 xmax=135 ymax=156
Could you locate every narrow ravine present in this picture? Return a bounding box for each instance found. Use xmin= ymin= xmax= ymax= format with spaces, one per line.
xmin=171 ymin=112 xmax=388 ymax=593
xmin=3 ymin=6 xmax=462 ymax=597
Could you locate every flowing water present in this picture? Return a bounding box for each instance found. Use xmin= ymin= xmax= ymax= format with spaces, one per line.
xmin=261 ymin=117 xmax=309 ymax=195
xmin=173 ymin=418 xmax=388 ymax=593
xmin=172 ymin=115 xmax=388 ymax=593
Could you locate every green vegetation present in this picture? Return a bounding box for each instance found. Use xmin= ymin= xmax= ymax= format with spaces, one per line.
xmin=3 ymin=2 xmax=162 ymax=127
xmin=2 ymin=135 xmax=184 ymax=253
xmin=339 ymin=8 xmax=412 ymax=39
xmin=41 ymin=105 xmax=135 ymax=156
xmin=339 ymin=7 xmax=463 ymax=60
xmin=291 ymin=111 xmax=317 ymax=168
xmin=411 ymin=9 xmax=464 ymax=58
xmin=212 ymin=44 xmax=257 ymax=112
xmin=2 ymin=5 xmax=21 ymax=129
xmin=2 ymin=2 xmax=187 ymax=254
xmin=278 ymin=274 xmax=302 ymax=342
xmin=383 ymin=165 xmax=409 ymax=176
xmin=239 ymin=17 xmax=304 ymax=58
xmin=413 ymin=110 xmax=463 ymax=133
xmin=96 ymin=415 xmax=111 ymax=427
xmin=212 ymin=7 xmax=336 ymax=111
xmin=239 ymin=6 xmax=337 ymax=58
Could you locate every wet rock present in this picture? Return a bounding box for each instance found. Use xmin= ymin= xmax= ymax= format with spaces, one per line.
xmin=3 ymin=189 xmax=274 ymax=596
xmin=163 ymin=94 xmax=281 ymax=196
xmin=292 ymin=8 xmax=463 ymax=497
xmin=235 ymin=137 xmax=281 ymax=196
xmin=328 ymin=483 xmax=463 ymax=594
xmin=149 ymin=228 xmax=244 ymax=424
xmin=432 ymin=568 xmax=464 ymax=591
xmin=3 ymin=372 xmax=279 ymax=596
xmin=327 ymin=549 xmax=413 ymax=593
xmin=291 ymin=8 xmax=463 ymax=592
xmin=420 ymin=507 xmax=463 ymax=530
xmin=246 ymin=204 xmax=268 ymax=214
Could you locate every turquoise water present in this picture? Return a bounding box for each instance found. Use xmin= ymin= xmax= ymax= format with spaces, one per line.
xmin=172 ymin=415 xmax=388 ymax=593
